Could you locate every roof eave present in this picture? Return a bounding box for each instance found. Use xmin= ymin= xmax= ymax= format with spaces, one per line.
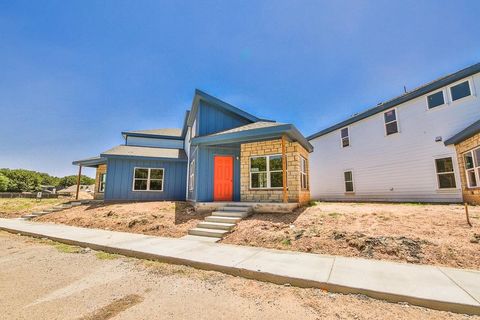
xmin=121 ymin=132 xmax=183 ymax=140
xmin=72 ymin=157 xmax=106 ymax=167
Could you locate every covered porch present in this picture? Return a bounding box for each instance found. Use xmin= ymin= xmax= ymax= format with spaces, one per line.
xmin=72 ymin=156 xmax=107 ymax=200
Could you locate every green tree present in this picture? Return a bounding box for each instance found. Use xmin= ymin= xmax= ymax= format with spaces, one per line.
xmin=57 ymin=175 xmax=95 ymax=188
xmin=0 ymin=173 xmax=10 ymax=192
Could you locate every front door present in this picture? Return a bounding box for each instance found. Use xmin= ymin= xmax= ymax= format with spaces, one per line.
xmin=214 ymin=156 xmax=233 ymax=201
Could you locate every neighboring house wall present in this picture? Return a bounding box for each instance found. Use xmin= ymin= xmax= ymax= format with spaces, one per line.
xmin=455 ymin=132 xmax=480 ymax=205
xmin=309 ymin=73 xmax=480 ymax=202
xmin=198 ymin=101 xmax=252 ymax=136
xmin=94 ymin=164 xmax=107 ymax=200
xmin=240 ymin=139 xmax=310 ymax=203
xmin=104 ymin=157 xmax=186 ymax=201
xmin=126 ymin=136 xmax=183 ymax=149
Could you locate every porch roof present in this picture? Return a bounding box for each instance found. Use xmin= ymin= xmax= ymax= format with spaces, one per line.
xmin=100 ymin=145 xmax=187 ymax=161
xmin=72 ymin=156 xmax=106 ymax=167
xmin=444 ymin=119 xmax=480 ymax=145
xmin=191 ymin=121 xmax=314 ymax=152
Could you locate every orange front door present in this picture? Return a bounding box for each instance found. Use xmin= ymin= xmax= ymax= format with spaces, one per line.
xmin=214 ymin=156 xmax=233 ymax=201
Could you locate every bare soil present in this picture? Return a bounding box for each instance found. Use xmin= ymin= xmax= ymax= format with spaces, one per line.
xmin=1 ymin=231 xmax=477 ymax=320
xmin=222 ymin=202 xmax=480 ymax=269
xmin=36 ymin=201 xmax=209 ymax=238
xmin=0 ymin=198 xmax=67 ymax=218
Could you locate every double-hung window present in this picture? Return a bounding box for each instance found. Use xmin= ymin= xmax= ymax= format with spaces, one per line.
xmin=344 ymin=171 xmax=354 ymax=192
xmin=250 ymin=155 xmax=284 ymax=189
xmin=133 ymin=168 xmax=164 ymax=191
xmin=341 ymin=127 xmax=350 ymax=147
xmin=98 ymin=173 xmax=106 ymax=193
xmin=427 ymin=91 xmax=445 ymax=109
xmin=464 ymin=148 xmax=480 ymax=188
xmin=434 ymin=157 xmax=456 ymax=189
xmin=300 ymin=156 xmax=308 ymax=189
xmin=450 ymin=80 xmax=472 ymax=102
xmin=384 ymin=109 xmax=398 ymax=135
xmin=189 ymin=160 xmax=195 ymax=191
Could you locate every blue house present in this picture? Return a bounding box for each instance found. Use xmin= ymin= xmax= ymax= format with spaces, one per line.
xmin=73 ymin=90 xmax=313 ymax=204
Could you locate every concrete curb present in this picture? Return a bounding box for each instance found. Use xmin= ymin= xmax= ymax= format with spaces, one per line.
xmin=1 ymin=219 xmax=479 ymax=316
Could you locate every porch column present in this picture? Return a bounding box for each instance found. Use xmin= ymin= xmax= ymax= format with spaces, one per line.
xmin=75 ymin=165 xmax=82 ymax=200
xmin=281 ymin=135 xmax=288 ymax=203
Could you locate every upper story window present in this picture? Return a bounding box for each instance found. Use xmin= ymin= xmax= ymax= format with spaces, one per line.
xmin=434 ymin=157 xmax=456 ymax=189
xmin=384 ymin=109 xmax=398 ymax=135
xmin=344 ymin=171 xmax=354 ymax=192
xmin=464 ymin=148 xmax=480 ymax=188
xmin=133 ymin=168 xmax=164 ymax=191
xmin=341 ymin=127 xmax=350 ymax=147
xmin=450 ymin=80 xmax=472 ymax=102
xmin=427 ymin=91 xmax=445 ymax=109
xmin=250 ymin=155 xmax=284 ymax=189
xmin=300 ymin=156 xmax=308 ymax=189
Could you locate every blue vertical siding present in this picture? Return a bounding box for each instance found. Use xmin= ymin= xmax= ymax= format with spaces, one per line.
xmin=195 ymin=145 xmax=240 ymax=202
xmin=198 ymin=101 xmax=251 ymax=136
xmin=104 ymin=157 xmax=187 ymax=201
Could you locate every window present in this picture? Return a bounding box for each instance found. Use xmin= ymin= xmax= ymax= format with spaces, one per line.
xmin=435 ymin=158 xmax=456 ymax=189
xmin=344 ymin=171 xmax=354 ymax=192
xmin=384 ymin=109 xmax=398 ymax=135
xmin=464 ymin=148 xmax=480 ymax=188
xmin=189 ymin=160 xmax=195 ymax=191
xmin=300 ymin=157 xmax=308 ymax=189
xmin=427 ymin=91 xmax=445 ymax=109
xmin=450 ymin=81 xmax=471 ymax=102
xmin=250 ymin=155 xmax=284 ymax=189
xmin=98 ymin=173 xmax=106 ymax=193
xmin=133 ymin=168 xmax=164 ymax=191
xmin=341 ymin=127 xmax=350 ymax=147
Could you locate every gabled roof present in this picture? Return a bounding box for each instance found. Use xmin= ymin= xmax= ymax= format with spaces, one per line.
xmin=308 ymin=62 xmax=480 ymax=141
xmin=121 ymin=128 xmax=183 ymax=139
xmin=186 ymin=89 xmax=263 ymax=126
xmin=444 ymin=119 xmax=480 ymax=145
xmin=100 ymin=145 xmax=187 ymax=160
xmin=191 ymin=121 xmax=313 ymax=152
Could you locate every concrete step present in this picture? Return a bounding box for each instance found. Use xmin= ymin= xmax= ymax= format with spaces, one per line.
xmin=43 ymin=208 xmax=62 ymax=213
xmin=32 ymin=211 xmax=47 ymax=215
xmin=197 ymin=221 xmax=236 ymax=230
xmin=220 ymin=206 xmax=251 ymax=212
xmin=205 ymin=216 xmax=242 ymax=224
xmin=70 ymin=202 xmax=82 ymax=206
xmin=224 ymin=203 xmax=253 ymax=208
xmin=188 ymin=228 xmax=229 ymax=238
xmin=21 ymin=214 xmax=37 ymax=219
xmin=212 ymin=211 xmax=249 ymax=218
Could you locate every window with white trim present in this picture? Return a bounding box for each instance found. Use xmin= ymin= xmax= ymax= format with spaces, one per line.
xmin=98 ymin=173 xmax=106 ymax=193
xmin=450 ymin=80 xmax=471 ymax=102
xmin=344 ymin=171 xmax=354 ymax=192
xmin=341 ymin=127 xmax=350 ymax=147
xmin=464 ymin=148 xmax=480 ymax=188
xmin=434 ymin=157 xmax=456 ymax=189
xmin=189 ymin=159 xmax=195 ymax=191
xmin=250 ymin=155 xmax=284 ymax=189
xmin=300 ymin=156 xmax=308 ymax=189
xmin=384 ymin=109 xmax=398 ymax=135
xmin=427 ymin=91 xmax=445 ymax=109
xmin=133 ymin=168 xmax=164 ymax=191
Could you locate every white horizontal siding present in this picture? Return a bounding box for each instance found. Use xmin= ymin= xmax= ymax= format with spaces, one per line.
xmin=126 ymin=136 xmax=183 ymax=149
xmin=310 ymin=72 xmax=480 ymax=202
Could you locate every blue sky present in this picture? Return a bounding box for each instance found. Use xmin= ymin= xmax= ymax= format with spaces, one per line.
xmin=0 ymin=1 xmax=479 ymax=177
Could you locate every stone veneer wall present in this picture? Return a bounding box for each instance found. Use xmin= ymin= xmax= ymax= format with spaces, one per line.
xmin=455 ymin=132 xmax=480 ymax=205
xmin=94 ymin=164 xmax=107 ymax=200
xmin=240 ymin=139 xmax=310 ymax=203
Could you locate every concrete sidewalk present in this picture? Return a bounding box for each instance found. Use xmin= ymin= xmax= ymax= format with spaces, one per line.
xmin=1 ymin=218 xmax=479 ymax=315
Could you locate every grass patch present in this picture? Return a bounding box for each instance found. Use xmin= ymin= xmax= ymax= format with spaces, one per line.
xmin=280 ymin=238 xmax=291 ymax=246
xmin=54 ymin=243 xmax=83 ymax=254
xmin=0 ymin=198 xmax=65 ymax=216
xmin=307 ymin=200 xmax=317 ymax=207
xmin=95 ymin=251 xmax=121 ymax=260
xmin=328 ymin=212 xmax=342 ymax=218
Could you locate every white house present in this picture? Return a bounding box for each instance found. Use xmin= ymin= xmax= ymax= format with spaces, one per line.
xmin=308 ymin=63 xmax=480 ymax=203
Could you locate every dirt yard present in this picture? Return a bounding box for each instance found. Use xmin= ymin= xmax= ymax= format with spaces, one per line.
xmin=222 ymin=202 xmax=480 ymax=269
xmin=0 ymin=198 xmax=67 ymax=218
xmin=1 ymin=231 xmax=477 ymax=320
xmin=36 ymin=201 xmax=209 ymax=238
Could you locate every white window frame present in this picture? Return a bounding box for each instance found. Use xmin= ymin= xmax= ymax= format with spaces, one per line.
xmin=425 ymin=89 xmax=447 ymax=110
xmin=250 ymin=154 xmax=285 ymax=189
xmin=189 ymin=159 xmax=195 ymax=191
xmin=340 ymin=127 xmax=350 ymax=148
xmin=433 ymin=157 xmax=457 ymax=190
xmin=98 ymin=173 xmax=106 ymax=193
xmin=448 ymin=79 xmax=474 ymax=103
xmin=344 ymin=170 xmax=354 ymax=193
xmin=300 ymin=156 xmax=309 ymax=190
xmin=383 ymin=108 xmax=399 ymax=136
xmin=464 ymin=147 xmax=480 ymax=189
xmin=132 ymin=167 xmax=164 ymax=192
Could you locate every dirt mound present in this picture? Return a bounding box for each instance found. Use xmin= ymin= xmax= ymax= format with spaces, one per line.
xmin=333 ymin=231 xmax=429 ymax=263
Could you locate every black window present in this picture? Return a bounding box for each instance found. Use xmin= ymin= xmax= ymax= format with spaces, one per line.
xmin=344 ymin=171 xmax=354 ymax=192
xmin=435 ymin=158 xmax=456 ymax=189
xmin=450 ymin=81 xmax=471 ymax=101
xmin=341 ymin=128 xmax=350 ymax=147
xmin=427 ymin=91 xmax=445 ymax=109
xmin=384 ymin=110 xmax=398 ymax=135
